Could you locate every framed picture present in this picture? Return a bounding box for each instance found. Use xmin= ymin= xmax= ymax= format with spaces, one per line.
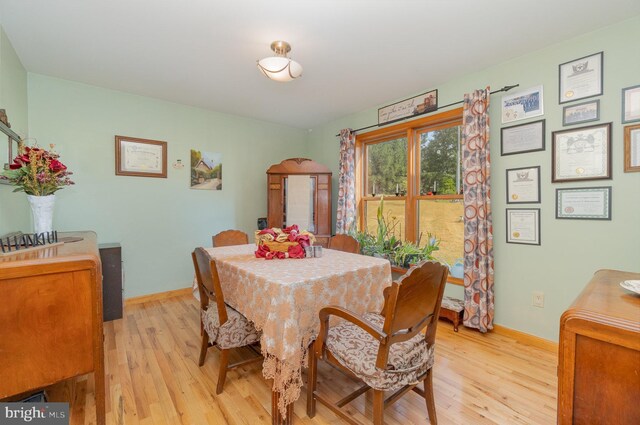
xmin=622 ymin=84 xmax=640 ymax=124
xmin=500 ymin=119 xmax=545 ymax=156
xmin=0 ymin=110 xmax=22 ymax=185
xmin=562 ymin=100 xmax=600 ymax=126
xmin=556 ymin=186 xmax=611 ymax=220
xmin=624 ymin=123 xmax=640 ymax=172
xmin=506 ymin=166 xmax=541 ymax=204
xmin=115 ymin=135 xmax=167 ymax=178
xmin=190 ymin=149 xmax=222 ymax=190
xmin=506 ymin=208 xmax=540 ymax=245
xmin=559 ymin=51 xmax=603 ymax=104
xmin=378 ymin=89 xmax=437 ymax=126
xmin=551 ymin=122 xmax=611 ymax=182
xmin=501 ymin=85 xmax=544 ymax=124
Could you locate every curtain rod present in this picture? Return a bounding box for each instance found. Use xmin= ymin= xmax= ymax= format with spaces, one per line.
xmin=335 ymin=84 xmax=519 ymax=137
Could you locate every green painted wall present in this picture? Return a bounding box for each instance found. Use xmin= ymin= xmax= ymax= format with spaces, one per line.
xmin=0 ymin=26 xmax=29 ymax=235
xmin=307 ymin=16 xmax=640 ymax=341
xmin=27 ymin=74 xmax=308 ymax=297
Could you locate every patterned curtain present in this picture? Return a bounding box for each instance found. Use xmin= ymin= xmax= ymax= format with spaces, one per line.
xmin=461 ymin=88 xmax=494 ymax=333
xmin=335 ymin=129 xmax=356 ymax=234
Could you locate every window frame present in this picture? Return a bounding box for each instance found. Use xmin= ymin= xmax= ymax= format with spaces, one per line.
xmin=355 ymin=107 xmax=464 ymax=285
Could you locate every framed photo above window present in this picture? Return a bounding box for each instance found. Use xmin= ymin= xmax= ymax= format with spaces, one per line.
xmin=378 ymin=89 xmax=438 ymax=126
xmin=500 ymin=119 xmax=545 ymax=156
xmin=622 ymin=84 xmax=640 ymax=124
xmin=562 ymin=99 xmax=600 ymax=126
xmin=506 ymin=166 xmax=540 ymax=204
xmin=115 ymin=135 xmax=168 ymax=178
xmin=556 ymin=186 xmax=611 ymax=220
xmin=501 ymin=85 xmax=544 ymax=124
xmin=624 ymin=123 xmax=640 ymax=172
xmin=506 ymin=208 xmax=540 ymax=245
xmin=559 ymin=51 xmax=603 ymax=104
xmin=551 ymin=123 xmax=611 ymax=182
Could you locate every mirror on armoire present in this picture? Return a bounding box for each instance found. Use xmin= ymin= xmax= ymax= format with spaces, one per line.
xmin=266 ymin=158 xmax=332 ymax=247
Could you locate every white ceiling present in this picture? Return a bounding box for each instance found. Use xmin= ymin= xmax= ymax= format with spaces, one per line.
xmin=0 ymin=1 xmax=639 ymax=129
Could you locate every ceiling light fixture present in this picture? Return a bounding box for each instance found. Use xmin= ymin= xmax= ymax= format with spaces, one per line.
xmin=257 ymin=41 xmax=303 ymax=82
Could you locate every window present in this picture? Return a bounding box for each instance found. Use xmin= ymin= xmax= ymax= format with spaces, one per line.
xmin=357 ymin=108 xmax=464 ymax=277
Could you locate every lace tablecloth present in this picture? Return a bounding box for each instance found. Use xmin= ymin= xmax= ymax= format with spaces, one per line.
xmin=205 ymin=244 xmax=391 ymax=414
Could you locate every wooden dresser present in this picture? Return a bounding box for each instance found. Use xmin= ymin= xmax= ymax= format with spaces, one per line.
xmin=0 ymin=231 xmax=105 ymax=425
xmin=558 ymin=269 xmax=640 ymax=425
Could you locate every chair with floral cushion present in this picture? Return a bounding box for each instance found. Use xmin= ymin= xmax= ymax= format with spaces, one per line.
xmin=192 ymin=247 xmax=262 ymax=394
xmin=307 ymin=260 xmax=449 ymax=425
xmin=328 ymin=234 xmax=360 ymax=254
xmin=212 ymin=229 xmax=249 ymax=247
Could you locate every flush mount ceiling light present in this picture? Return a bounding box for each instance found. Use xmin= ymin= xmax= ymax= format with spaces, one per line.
xmin=257 ymin=40 xmax=303 ymax=82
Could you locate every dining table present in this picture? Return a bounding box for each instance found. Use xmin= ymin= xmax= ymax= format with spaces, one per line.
xmin=204 ymin=244 xmax=392 ymax=424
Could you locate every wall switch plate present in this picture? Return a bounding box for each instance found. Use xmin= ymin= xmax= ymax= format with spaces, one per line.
xmin=532 ymin=291 xmax=544 ymax=308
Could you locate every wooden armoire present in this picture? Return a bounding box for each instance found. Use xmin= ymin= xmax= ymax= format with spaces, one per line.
xmin=266 ymin=158 xmax=332 ymax=247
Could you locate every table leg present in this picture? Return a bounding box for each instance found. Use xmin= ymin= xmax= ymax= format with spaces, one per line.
xmin=271 ymin=389 xmax=294 ymax=425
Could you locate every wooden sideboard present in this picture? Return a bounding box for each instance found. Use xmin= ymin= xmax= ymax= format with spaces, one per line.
xmin=266 ymin=158 xmax=332 ymax=247
xmin=0 ymin=231 xmax=105 ymax=425
xmin=558 ymin=269 xmax=640 ymax=425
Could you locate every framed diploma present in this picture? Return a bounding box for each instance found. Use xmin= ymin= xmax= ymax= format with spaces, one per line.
xmin=624 ymin=124 xmax=640 ymax=172
xmin=622 ymin=84 xmax=640 ymax=124
xmin=506 ymin=208 xmax=540 ymax=245
xmin=559 ymin=51 xmax=603 ymax=104
xmin=556 ymin=187 xmax=611 ymax=220
xmin=506 ymin=166 xmax=540 ymax=204
xmin=562 ymin=100 xmax=599 ymax=126
xmin=551 ymin=122 xmax=611 ymax=182
xmin=500 ymin=119 xmax=545 ymax=156
xmin=501 ymin=85 xmax=544 ymax=124
xmin=115 ymin=135 xmax=167 ymax=178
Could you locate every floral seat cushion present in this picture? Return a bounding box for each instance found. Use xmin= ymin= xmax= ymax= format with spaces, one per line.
xmin=202 ymin=302 xmax=261 ymax=349
xmin=441 ymin=296 xmax=464 ymax=312
xmin=325 ymin=312 xmax=435 ymax=392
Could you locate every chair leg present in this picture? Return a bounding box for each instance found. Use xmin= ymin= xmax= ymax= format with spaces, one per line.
xmin=306 ymin=342 xmax=318 ymax=418
xmin=372 ymin=390 xmax=384 ymax=425
xmin=198 ymin=329 xmax=209 ymax=366
xmin=216 ymin=349 xmax=230 ymax=395
xmin=424 ymin=368 xmax=437 ymax=424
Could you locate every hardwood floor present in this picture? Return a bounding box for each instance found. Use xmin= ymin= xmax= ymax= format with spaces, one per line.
xmin=48 ymin=294 xmax=557 ymax=424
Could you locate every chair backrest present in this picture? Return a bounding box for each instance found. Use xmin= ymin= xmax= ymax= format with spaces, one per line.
xmin=212 ymin=230 xmax=249 ymax=247
xmin=328 ymin=234 xmax=360 ymax=254
xmin=192 ymin=247 xmax=228 ymax=324
xmin=376 ymin=260 xmax=449 ymax=369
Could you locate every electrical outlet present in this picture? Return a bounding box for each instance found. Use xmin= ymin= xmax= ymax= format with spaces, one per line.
xmin=532 ymin=291 xmax=544 ymax=308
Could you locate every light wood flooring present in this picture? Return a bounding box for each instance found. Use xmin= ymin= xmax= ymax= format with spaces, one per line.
xmin=48 ymin=294 xmax=558 ymax=424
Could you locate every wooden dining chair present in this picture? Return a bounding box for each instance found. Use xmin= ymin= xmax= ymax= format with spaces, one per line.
xmin=328 ymin=234 xmax=360 ymax=254
xmin=307 ymin=260 xmax=449 ymax=425
xmin=212 ymin=229 xmax=249 ymax=247
xmin=192 ymin=247 xmax=262 ymax=394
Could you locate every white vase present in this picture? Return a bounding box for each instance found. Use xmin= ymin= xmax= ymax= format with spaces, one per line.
xmin=27 ymin=194 xmax=56 ymax=234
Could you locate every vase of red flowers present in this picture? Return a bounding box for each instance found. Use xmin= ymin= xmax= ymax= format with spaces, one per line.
xmin=1 ymin=143 xmax=74 ymax=234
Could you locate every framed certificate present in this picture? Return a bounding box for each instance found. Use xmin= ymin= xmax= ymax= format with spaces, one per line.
xmin=500 ymin=119 xmax=545 ymax=156
xmin=115 ymin=135 xmax=168 ymax=178
xmin=624 ymin=124 xmax=640 ymax=172
xmin=559 ymin=52 xmax=603 ymax=104
xmin=506 ymin=166 xmax=540 ymax=204
xmin=506 ymin=208 xmax=540 ymax=245
xmin=501 ymin=85 xmax=544 ymax=124
xmin=551 ymin=123 xmax=611 ymax=182
xmin=556 ymin=187 xmax=611 ymax=220
xmin=622 ymin=84 xmax=640 ymax=124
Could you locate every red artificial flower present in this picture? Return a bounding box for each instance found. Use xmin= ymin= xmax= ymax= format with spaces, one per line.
xmin=49 ymin=159 xmax=67 ymax=172
xmin=283 ymin=225 xmax=299 ymax=234
xmin=288 ymin=244 xmax=305 ymax=259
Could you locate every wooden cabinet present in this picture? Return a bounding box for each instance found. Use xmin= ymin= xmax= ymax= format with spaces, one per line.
xmin=558 ymin=269 xmax=640 ymax=425
xmin=267 ymin=158 xmax=332 ymax=247
xmin=0 ymin=231 xmax=105 ymax=425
